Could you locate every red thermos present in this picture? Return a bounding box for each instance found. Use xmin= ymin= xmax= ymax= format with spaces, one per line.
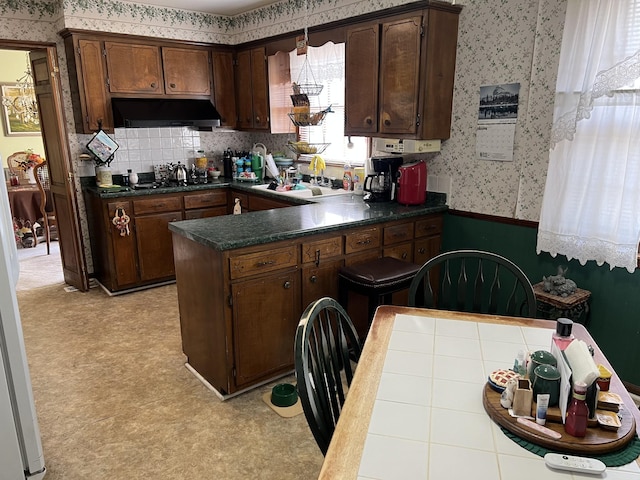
xmin=397 ymin=160 xmax=427 ymax=205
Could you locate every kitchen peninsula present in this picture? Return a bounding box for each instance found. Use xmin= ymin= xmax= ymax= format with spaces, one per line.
xmin=166 ymin=185 xmax=446 ymax=398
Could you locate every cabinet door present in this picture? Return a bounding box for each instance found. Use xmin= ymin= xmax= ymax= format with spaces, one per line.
xmin=232 ymin=271 xmax=299 ymax=388
xmin=414 ymin=235 xmax=441 ymax=266
xmin=345 ymin=23 xmax=380 ymax=135
xmin=212 ymin=50 xmax=237 ymax=128
xmin=235 ymin=50 xmax=254 ymax=129
xmin=105 ymin=42 xmax=163 ymax=94
xmin=235 ymin=48 xmax=269 ymax=130
xmin=250 ymin=47 xmax=270 ymax=130
xmin=162 ymin=47 xmax=211 ymax=96
xmin=106 ymin=201 xmax=138 ymax=288
xmin=379 ymin=15 xmax=422 ymax=135
xmin=134 ymin=211 xmax=183 ymax=282
xmin=301 ymin=259 xmax=343 ymax=308
xmin=76 ymin=39 xmax=112 ymax=132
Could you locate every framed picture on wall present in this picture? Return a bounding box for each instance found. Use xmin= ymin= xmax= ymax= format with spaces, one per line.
xmin=0 ymin=83 xmax=41 ymax=136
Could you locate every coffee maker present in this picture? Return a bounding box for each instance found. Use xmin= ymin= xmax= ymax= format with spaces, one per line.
xmin=363 ymin=156 xmax=404 ymax=202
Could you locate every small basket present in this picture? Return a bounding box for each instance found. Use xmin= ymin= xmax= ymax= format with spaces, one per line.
xmin=285 ymin=143 xmax=330 ymax=156
xmin=297 ymin=83 xmax=323 ymax=96
xmin=288 ymin=109 xmax=329 ymax=127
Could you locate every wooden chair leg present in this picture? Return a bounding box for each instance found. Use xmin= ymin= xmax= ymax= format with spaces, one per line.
xmin=44 ymin=220 xmax=50 ymax=255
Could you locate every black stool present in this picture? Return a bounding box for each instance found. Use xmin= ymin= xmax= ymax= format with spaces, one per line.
xmin=339 ymin=257 xmax=421 ymax=326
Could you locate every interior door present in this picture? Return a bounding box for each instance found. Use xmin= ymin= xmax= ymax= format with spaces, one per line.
xmin=30 ymin=50 xmax=89 ymax=291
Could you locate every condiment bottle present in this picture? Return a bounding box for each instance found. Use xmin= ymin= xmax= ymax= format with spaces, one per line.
xmin=552 ymin=317 xmax=574 ymax=350
xmin=565 ymin=381 xmax=589 ymax=437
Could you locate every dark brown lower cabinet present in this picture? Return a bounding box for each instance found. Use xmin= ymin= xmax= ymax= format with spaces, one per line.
xmin=231 ymin=270 xmax=300 ymax=389
xmin=172 ymin=209 xmax=444 ymax=396
xmin=86 ymin=188 xmax=228 ymax=293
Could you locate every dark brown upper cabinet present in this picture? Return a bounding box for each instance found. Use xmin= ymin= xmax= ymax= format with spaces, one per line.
xmin=345 ymin=5 xmax=461 ymax=140
xmin=235 ymin=47 xmax=270 ymax=131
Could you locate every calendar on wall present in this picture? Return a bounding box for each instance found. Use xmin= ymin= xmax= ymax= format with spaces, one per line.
xmin=476 ymin=83 xmax=520 ymax=162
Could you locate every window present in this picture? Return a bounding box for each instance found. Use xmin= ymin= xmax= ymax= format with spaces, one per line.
xmin=537 ymin=0 xmax=640 ymax=272
xmin=269 ymin=43 xmax=368 ymax=166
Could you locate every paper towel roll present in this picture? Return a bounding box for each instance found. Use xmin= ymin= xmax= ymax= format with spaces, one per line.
xmin=265 ymin=154 xmax=279 ymax=179
xmin=564 ymin=339 xmax=600 ymax=386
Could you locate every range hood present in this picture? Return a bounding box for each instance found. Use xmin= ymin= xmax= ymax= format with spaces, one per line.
xmin=112 ymin=98 xmax=221 ymax=128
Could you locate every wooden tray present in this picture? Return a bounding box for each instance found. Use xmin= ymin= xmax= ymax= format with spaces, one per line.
xmin=483 ymin=383 xmax=636 ymax=455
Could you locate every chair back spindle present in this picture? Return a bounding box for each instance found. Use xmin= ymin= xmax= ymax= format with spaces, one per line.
xmin=295 ymin=297 xmax=361 ymax=455
xmin=409 ymin=250 xmax=536 ymax=318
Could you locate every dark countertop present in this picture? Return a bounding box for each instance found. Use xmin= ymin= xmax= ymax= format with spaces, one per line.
xmin=83 ymin=178 xmax=447 ymax=251
xmin=83 ymin=179 xmax=311 ymax=205
xmin=169 ymin=190 xmax=447 ymax=251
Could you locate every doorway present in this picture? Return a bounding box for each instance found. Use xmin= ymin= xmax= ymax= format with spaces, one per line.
xmin=0 ymin=41 xmax=89 ymax=292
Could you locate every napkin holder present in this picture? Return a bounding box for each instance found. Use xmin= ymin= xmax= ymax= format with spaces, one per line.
xmin=512 ymin=378 xmax=533 ymax=416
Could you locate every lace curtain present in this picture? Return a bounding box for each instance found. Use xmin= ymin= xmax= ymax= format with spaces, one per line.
xmin=537 ymin=0 xmax=640 ymax=272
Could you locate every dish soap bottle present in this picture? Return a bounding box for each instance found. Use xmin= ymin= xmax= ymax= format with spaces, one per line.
xmin=343 ymin=161 xmax=353 ymax=191
xmin=565 ymin=381 xmax=589 ymax=437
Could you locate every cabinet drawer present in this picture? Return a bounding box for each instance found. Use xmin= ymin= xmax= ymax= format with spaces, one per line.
xmin=230 ymin=245 xmax=298 ymax=279
xmin=184 ymin=206 xmax=227 ymax=220
xmin=415 ymin=215 xmax=443 ymax=238
xmin=384 ymin=242 xmax=413 ymax=262
xmin=301 ymin=236 xmax=343 ymax=264
xmin=345 ymin=227 xmax=380 ymax=254
xmin=184 ymin=190 xmax=227 ymax=210
xmin=133 ymin=195 xmax=182 ymax=215
xmin=383 ymin=222 xmax=414 ymax=245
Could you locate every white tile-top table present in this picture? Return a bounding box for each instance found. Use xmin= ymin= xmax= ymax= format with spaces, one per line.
xmin=319 ymin=306 xmax=640 ymax=480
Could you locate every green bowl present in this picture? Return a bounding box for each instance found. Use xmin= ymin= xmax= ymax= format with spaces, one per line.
xmin=271 ymin=383 xmax=298 ymax=407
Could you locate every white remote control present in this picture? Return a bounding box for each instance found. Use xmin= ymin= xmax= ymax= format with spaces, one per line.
xmin=544 ymin=453 xmax=606 ymax=475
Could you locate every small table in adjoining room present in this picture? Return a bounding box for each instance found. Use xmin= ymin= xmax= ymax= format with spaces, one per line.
xmin=533 ymin=282 xmax=592 ymax=325
xmin=7 ymin=184 xmax=42 ymax=247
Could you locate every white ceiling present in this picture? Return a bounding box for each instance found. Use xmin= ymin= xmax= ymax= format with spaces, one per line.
xmin=135 ymin=0 xmax=279 ymax=16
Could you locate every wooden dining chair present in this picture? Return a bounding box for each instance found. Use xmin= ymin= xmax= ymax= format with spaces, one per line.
xmin=7 ymin=151 xmax=29 ymax=182
xmin=294 ymin=297 xmax=362 ymax=455
xmin=33 ymin=161 xmax=56 ymax=255
xmin=408 ymin=249 xmax=537 ymax=318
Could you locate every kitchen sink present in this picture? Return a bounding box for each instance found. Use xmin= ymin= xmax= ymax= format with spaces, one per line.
xmin=251 ymin=182 xmax=350 ymax=198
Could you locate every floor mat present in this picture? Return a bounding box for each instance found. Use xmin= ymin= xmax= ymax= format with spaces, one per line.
xmin=261 ymin=391 xmax=303 ymax=418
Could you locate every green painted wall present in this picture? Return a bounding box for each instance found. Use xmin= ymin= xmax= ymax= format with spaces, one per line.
xmin=442 ymin=213 xmax=640 ymax=387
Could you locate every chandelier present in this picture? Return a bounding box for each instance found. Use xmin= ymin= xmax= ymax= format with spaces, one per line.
xmin=1 ymin=54 xmax=39 ymax=125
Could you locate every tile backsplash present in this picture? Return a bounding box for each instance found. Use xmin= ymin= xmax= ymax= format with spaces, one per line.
xmin=76 ymin=127 xmax=295 ymax=178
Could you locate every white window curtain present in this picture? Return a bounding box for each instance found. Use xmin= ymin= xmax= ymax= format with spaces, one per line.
xmin=537 ymin=0 xmax=640 ymax=272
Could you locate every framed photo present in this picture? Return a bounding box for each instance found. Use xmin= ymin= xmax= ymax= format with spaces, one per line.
xmin=0 ymin=83 xmax=40 ymax=136
xmin=87 ymin=129 xmax=119 ymax=165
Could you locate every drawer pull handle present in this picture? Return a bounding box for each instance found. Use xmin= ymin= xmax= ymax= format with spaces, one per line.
xmin=401 ymin=252 xmax=407 ymax=259
xmin=169 ymin=83 xmax=176 ymax=88
xmin=310 ymin=275 xmax=317 ymax=283
xmin=356 ymin=239 xmax=371 ymax=245
xmin=283 ymin=281 xmax=291 ymax=289
xmin=150 ymin=82 xmax=157 ymax=88
xmin=418 ymin=248 xmax=426 ymax=254
xmin=257 ymin=260 xmax=275 ymax=267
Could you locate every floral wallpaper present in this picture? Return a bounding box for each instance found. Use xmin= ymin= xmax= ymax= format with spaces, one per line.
xmin=428 ymin=0 xmax=566 ymax=220
xmin=0 ymin=0 xmax=566 ymax=271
